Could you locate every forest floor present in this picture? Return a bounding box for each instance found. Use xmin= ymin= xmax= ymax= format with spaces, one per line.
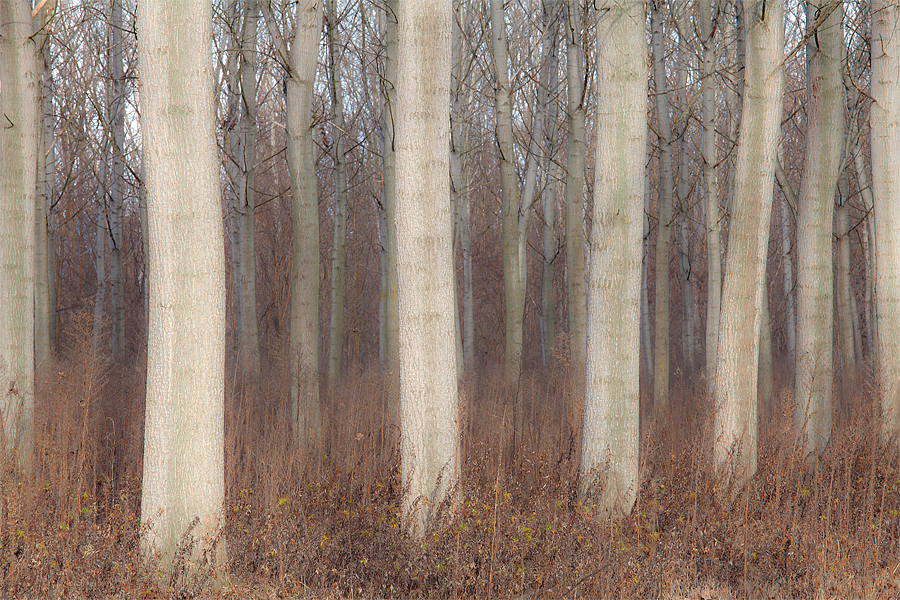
xmin=2 ymin=349 xmax=899 ymax=599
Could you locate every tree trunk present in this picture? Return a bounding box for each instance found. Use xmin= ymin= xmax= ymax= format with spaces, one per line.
xmin=580 ymin=0 xmax=646 ymax=517
xmin=396 ymin=0 xmax=458 ymax=538
xmin=227 ymin=0 xmax=261 ymax=376
xmin=714 ymin=0 xmax=783 ymax=487
xmin=35 ymin=26 xmax=55 ymax=366
xmin=109 ymin=0 xmax=126 ymax=360
xmin=490 ymin=0 xmax=522 ymax=381
xmin=138 ymin=0 xmax=225 ymax=577
xmin=794 ymin=0 xmax=842 ymax=456
xmin=564 ymin=0 xmax=587 ymax=392
xmin=0 ymin=0 xmax=39 ymax=469
xmin=651 ymin=1 xmax=674 ymax=417
xmin=326 ymin=0 xmax=348 ymax=382
xmin=835 ymin=181 xmax=856 ymax=407
xmin=701 ymin=0 xmax=721 ymax=397
xmin=871 ymin=0 xmax=900 ymax=439
xmin=280 ymin=0 xmax=324 ymax=452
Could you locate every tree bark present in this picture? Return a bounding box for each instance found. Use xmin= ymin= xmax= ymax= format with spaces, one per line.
xmin=580 ymin=0 xmax=646 ymax=517
xmin=490 ymin=0 xmax=523 ymax=381
xmin=0 ymin=0 xmax=39 ymax=469
xmin=564 ymin=0 xmax=586 ymax=391
xmin=138 ymin=0 xmax=226 ymax=577
xmin=794 ymin=0 xmax=842 ymax=456
xmin=326 ymin=0 xmax=348 ymax=382
xmin=651 ymin=1 xmax=674 ymax=417
xmin=871 ymin=0 xmax=900 ymax=439
xmin=396 ymin=0 xmax=458 ymax=538
xmin=714 ymin=0 xmax=783 ymax=487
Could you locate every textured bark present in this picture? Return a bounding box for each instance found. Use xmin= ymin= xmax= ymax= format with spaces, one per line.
xmin=836 ymin=185 xmax=856 ymax=401
xmin=651 ymin=2 xmax=673 ymax=417
xmin=396 ymin=0 xmax=458 ymax=538
xmin=794 ymin=0 xmax=842 ymax=455
xmin=871 ymin=0 xmax=900 ymax=439
xmin=138 ymin=0 xmax=225 ymax=576
xmin=0 ymin=0 xmax=39 ymax=469
xmin=580 ymin=0 xmax=646 ymax=517
xmin=714 ymin=0 xmax=783 ymax=486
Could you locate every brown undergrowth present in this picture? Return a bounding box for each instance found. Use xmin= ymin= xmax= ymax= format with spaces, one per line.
xmin=0 ymin=347 xmax=898 ymax=599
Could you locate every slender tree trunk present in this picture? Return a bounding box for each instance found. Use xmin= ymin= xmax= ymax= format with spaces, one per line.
xmin=228 ymin=0 xmax=261 ymax=375
xmin=871 ymin=0 xmax=900 ymax=438
xmin=701 ymin=0 xmax=721 ymax=396
xmin=580 ymin=0 xmax=646 ymax=517
xmin=854 ymin=142 xmax=877 ymax=358
xmin=794 ymin=0 xmax=842 ymax=455
xmin=326 ymin=0 xmax=348 ymax=382
xmin=0 ymin=0 xmax=39 ymax=468
xmin=264 ymin=0 xmax=325 ymax=452
xmin=651 ymin=1 xmax=674 ymax=417
xmin=450 ymin=0 xmax=473 ymax=370
xmin=109 ymin=0 xmax=126 ymax=360
xmin=138 ymin=0 xmax=226 ymax=577
xmin=565 ymin=0 xmax=587 ymax=391
xmin=714 ymin=0 xmax=783 ymax=487
xmin=835 ymin=181 xmax=856 ymax=405
xmin=490 ymin=0 xmax=522 ymax=381
xmin=396 ymin=0 xmax=458 ymax=538
xmin=35 ymin=23 xmax=55 ymax=366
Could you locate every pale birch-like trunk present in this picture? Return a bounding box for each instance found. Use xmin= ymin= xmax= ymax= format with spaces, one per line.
xmin=0 ymin=0 xmax=39 ymax=468
xmin=138 ymin=0 xmax=225 ymax=575
xmin=490 ymin=0 xmax=522 ymax=381
xmin=854 ymin=143 xmax=876 ymax=358
xmin=871 ymin=0 xmax=900 ymax=438
xmin=326 ymin=0 xmax=348 ymax=382
xmin=701 ymin=0 xmax=721 ymax=396
xmin=794 ymin=0 xmax=842 ymax=456
xmin=396 ymin=0 xmax=458 ymax=538
xmin=580 ymin=0 xmax=646 ymax=517
xmin=714 ymin=0 xmax=783 ymax=486
xmin=227 ymin=0 xmax=261 ymax=375
xmin=651 ymin=1 xmax=673 ymax=417
xmin=564 ymin=0 xmax=586 ymax=390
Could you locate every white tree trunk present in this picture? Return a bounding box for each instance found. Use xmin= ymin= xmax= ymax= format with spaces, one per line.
xmin=0 ymin=0 xmax=39 ymax=468
xmin=871 ymin=0 xmax=900 ymax=438
xmin=396 ymin=0 xmax=458 ymax=537
xmin=138 ymin=0 xmax=225 ymax=575
xmin=580 ymin=0 xmax=646 ymax=517
xmin=794 ymin=0 xmax=842 ymax=455
xmin=714 ymin=0 xmax=783 ymax=486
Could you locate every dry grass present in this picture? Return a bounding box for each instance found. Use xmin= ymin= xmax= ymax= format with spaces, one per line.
xmin=1 ymin=336 xmax=898 ymax=599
